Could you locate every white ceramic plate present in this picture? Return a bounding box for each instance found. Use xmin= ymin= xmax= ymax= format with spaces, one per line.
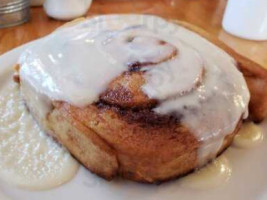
xmin=0 ymin=43 xmax=267 ymax=200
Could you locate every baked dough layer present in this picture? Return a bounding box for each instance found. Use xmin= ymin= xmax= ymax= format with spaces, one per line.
xmin=17 ymin=18 xmax=267 ymax=183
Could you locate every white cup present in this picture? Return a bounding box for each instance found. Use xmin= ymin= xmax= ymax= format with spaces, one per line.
xmin=44 ymin=0 xmax=92 ymax=21
xmin=222 ymin=0 xmax=267 ymax=41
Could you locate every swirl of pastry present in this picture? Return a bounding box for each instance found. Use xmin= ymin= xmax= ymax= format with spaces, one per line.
xmin=18 ymin=15 xmax=250 ymax=183
xmin=101 ymin=28 xmax=204 ymax=108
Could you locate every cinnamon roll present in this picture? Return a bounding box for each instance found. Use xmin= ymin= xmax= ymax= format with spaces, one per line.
xmin=16 ymin=15 xmax=267 ymax=183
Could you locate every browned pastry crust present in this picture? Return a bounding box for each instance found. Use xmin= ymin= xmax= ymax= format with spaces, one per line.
xmin=100 ymin=71 xmax=156 ymax=108
xmin=18 ymin=18 xmax=267 ymax=183
xmin=46 ymin=101 xmax=240 ymax=182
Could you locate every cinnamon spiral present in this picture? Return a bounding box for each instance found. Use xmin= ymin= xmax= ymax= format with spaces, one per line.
xmin=101 ymin=27 xmax=204 ymax=109
xmin=19 ymin=15 xmax=249 ymax=183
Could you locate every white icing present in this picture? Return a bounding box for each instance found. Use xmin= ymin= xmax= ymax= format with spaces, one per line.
xmin=105 ymin=34 xmax=177 ymax=66
xmin=142 ymin=40 xmax=203 ymax=100
xmin=0 ymin=81 xmax=79 ymax=190
xmin=19 ymin=20 xmax=127 ymax=106
xmin=20 ymin=78 xmax=52 ymax=127
xmin=180 ymin=155 xmax=232 ymax=189
xmin=19 ymin=15 xmax=250 ymax=165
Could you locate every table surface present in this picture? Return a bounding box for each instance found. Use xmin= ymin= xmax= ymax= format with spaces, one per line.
xmin=0 ymin=0 xmax=267 ymax=69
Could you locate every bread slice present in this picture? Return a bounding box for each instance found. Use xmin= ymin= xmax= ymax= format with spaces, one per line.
xmin=17 ymin=18 xmax=267 ymax=183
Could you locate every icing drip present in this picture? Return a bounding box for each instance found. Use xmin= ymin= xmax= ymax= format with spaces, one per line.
xmin=233 ymin=122 xmax=263 ymax=148
xmin=181 ymin=156 xmax=232 ymax=189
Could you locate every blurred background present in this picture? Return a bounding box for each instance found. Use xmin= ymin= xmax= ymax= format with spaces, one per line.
xmin=0 ymin=0 xmax=266 ymax=69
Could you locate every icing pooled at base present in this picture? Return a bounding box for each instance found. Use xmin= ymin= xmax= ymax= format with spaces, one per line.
xmin=0 ymin=81 xmax=79 ymax=190
xmin=233 ymin=122 xmax=263 ymax=148
xmin=19 ymin=15 xmax=250 ymax=165
xmin=180 ymin=155 xmax=232 ymax=189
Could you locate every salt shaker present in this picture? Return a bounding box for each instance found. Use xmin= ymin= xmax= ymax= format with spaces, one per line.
xmin=44 ymin=0 xmax=92 ymax=21
xmin=0 ymin=0 xmax=30 ymax=28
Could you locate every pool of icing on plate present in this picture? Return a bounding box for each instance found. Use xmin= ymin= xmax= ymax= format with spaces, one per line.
xmin=181 ymin=155 xmax=232 ymax=189
xmin=233 ymin=122 xmax=263 ymax=148
xmin=0 ymin=80 xmax=79 ymax=190
xmin=181 ymin=121 xmax=263 ymax=189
